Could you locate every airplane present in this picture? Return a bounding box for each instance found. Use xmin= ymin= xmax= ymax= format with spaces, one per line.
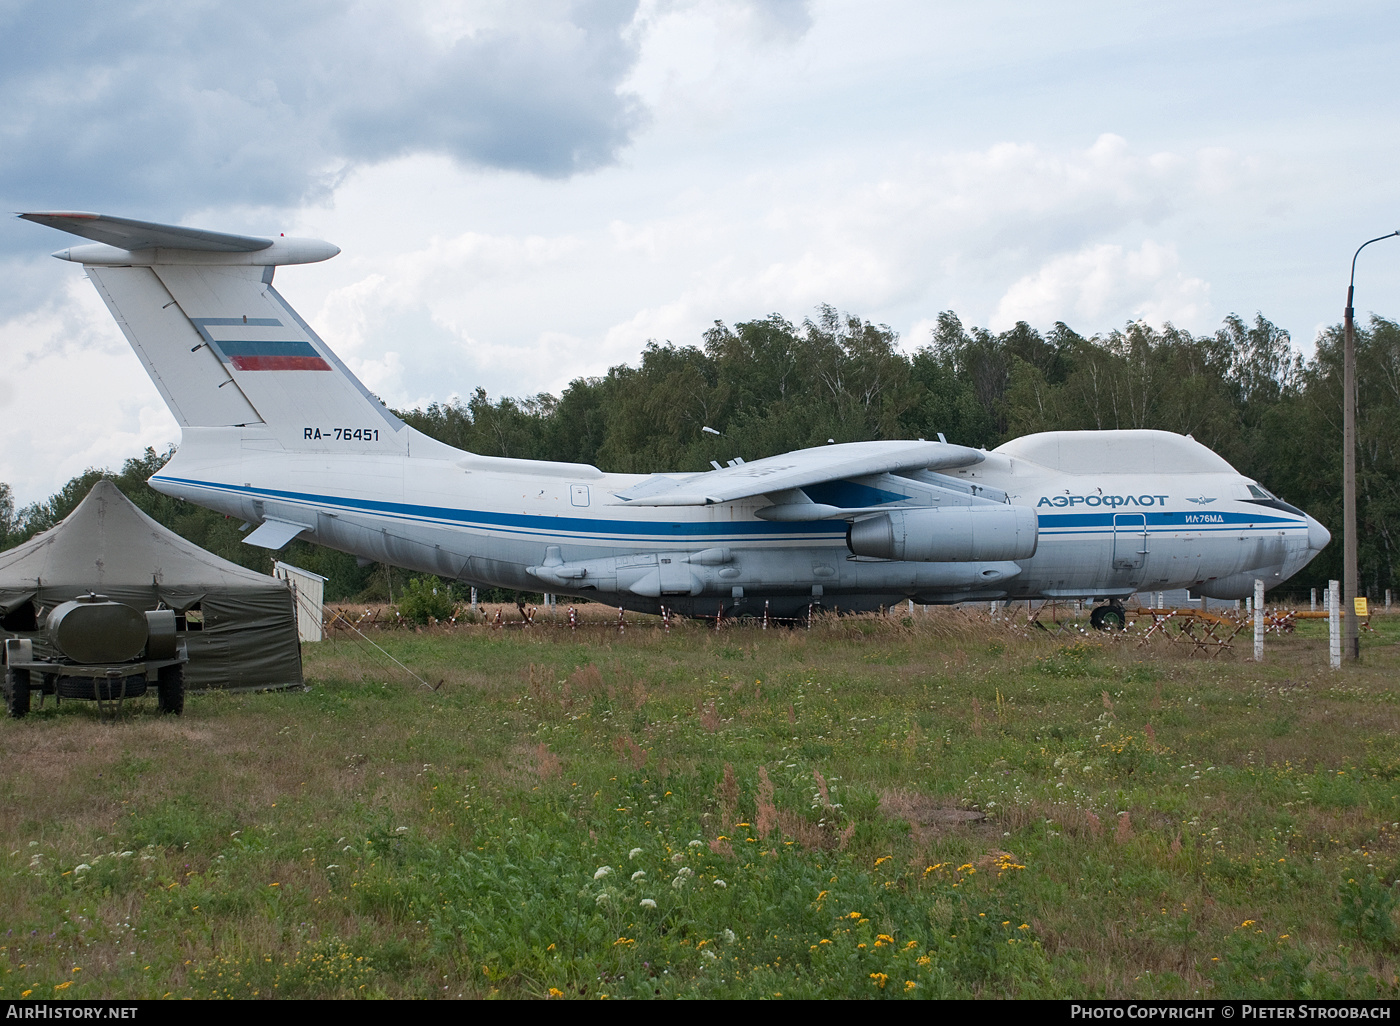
xmin=20 ymin=211 xmax=1331 ymax=628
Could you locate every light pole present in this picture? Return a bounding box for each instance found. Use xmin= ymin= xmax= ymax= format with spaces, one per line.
xmin=1343 ymin=231 xmax=1399 ymax=661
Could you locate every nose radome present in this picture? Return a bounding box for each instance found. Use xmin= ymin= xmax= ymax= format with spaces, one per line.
xmin=1307 ymin=515 xmax=1331 ymax=553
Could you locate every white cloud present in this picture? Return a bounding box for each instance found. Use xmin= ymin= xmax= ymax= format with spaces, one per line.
xmin=990 ymin=241 xmax=1210 ymax=332
xmin=0 ymin=278 xmax=178 ymax=504
xmin=266 ymin=132 xmax=1245 ymax=413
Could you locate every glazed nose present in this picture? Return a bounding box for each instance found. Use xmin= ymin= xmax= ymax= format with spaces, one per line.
xmin=1306 ymin=515 xmax=1331 ymax=553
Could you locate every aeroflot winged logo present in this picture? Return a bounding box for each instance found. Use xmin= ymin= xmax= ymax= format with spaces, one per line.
xmin=1185 ymin=496 xmax=1217 ymax=504
xmin=1038 ymin=493 xmax=1170 ymax=508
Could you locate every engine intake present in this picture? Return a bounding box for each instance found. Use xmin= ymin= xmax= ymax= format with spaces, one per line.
xmin=847 ymin=505 xmax=1038 ymax=562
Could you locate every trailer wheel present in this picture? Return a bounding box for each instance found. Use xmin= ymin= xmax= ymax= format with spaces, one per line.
xmin=5 ymin=668 xmax=31 ymax=719
xmin=156 ymin=664 xmax=184 ymax=716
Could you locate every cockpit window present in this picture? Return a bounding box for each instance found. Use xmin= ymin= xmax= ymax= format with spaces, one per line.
xmin=1248 ymin=484 xmax=1272 ymax=499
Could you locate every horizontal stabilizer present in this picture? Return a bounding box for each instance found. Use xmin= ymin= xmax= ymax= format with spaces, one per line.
xmin=19 ymin=211 xmax=339 ymax=266
xmin=612 ymin=440 xmax=984 ymax=506
xmin=19 ymin=212 xmax=273 ymax=252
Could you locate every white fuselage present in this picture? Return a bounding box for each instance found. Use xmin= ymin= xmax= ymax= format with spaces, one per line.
xmin=150 ymin=425 xmax=1328 ymax=616
xmin=19 ymin=212 xmax=1328 ymax=618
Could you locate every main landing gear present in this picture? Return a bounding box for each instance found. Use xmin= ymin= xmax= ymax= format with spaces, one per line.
xmin=1090 ymin=602 xmax=1127 ymax=631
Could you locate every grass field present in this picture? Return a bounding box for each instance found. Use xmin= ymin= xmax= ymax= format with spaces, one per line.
xmin=3 ymin=608 xmax=1400 ymax=999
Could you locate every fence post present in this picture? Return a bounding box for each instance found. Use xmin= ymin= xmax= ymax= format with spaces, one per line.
xmin=1253 ymin=579 xmax=1265 ymax=661
xmin=1310 ymin=588 xmax=1316 ymax=612
xmin=1329 ymin=580 xmax=1342 ymax=670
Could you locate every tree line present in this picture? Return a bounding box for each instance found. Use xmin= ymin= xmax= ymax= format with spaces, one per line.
xmin=4 ymin=305 xmax=1397 ymax=601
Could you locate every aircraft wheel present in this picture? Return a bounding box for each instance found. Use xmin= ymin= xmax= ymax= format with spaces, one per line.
xmin=156 ymin=665 xmax=184 ymax=716
xmin=1090 ymin=604 xmax=1126 ymax=631
xmin=5 ymin=668 xmax=31 ymax=719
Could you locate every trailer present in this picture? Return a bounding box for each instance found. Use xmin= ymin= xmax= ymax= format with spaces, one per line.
xmin=3 ymin=593 xmax=188 ymax=718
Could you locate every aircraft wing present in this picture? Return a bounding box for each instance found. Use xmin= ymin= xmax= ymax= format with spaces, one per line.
xmin=612 ymin=439 xmax=984 ymax=506
xmin=17 ymin=212 xmax=273 ymax=253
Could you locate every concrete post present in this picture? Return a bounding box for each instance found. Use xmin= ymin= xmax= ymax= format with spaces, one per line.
xmin=470 ymin=587 xmax=478 ymax=614
xmin=1254 ymin=578 xmax=1265 ymax=661
xmin=1329 ymin=580 xmax=1342 ymax=670
xmin=1311 ymin=588 xmax=1317 ymax=612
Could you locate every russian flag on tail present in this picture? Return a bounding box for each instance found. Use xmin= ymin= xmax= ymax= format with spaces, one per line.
xmin=218 ymin=340 xmax=331 ymax=372
xmin=192 ymin=317 xmax=332 ymax=371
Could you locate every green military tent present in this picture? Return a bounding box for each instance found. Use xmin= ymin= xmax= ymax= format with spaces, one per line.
xmin=0 ymin=481 xmax=302 ymax=690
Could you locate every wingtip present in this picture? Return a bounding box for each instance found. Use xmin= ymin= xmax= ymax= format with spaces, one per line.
xmin=18 ymin=210 xmax=101 ymax=222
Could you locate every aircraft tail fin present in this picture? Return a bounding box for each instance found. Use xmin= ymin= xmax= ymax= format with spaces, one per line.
xmin=21 ymin=212 xmax=406 ymax=453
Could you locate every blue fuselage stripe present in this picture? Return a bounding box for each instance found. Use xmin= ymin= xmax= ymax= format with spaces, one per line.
xmin=1037 ymin=511 xmax=1300 ymax=529
xmin=155 ymin=475 xmax=849 ymax=541
xmin=154 ymin=475 xmax=1306 ymax=545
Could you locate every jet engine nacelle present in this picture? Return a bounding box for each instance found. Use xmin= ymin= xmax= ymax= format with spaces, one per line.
xmin=847 ymin=505 xmax=1038 ymax=562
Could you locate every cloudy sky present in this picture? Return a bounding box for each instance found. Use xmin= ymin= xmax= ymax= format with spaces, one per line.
xmin=2 ymin=0 xmax=1398 ymax=504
